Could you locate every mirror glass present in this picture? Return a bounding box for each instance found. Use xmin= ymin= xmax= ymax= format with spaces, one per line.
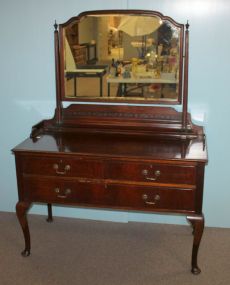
xmin=60 ymin=12 xmax=183 ymax=104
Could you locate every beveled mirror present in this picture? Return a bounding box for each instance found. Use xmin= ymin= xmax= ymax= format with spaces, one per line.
xmin=59 ymin=10 xmax=184 ymax=104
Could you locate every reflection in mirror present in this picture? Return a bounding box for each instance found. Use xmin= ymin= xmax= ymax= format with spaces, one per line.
xmin=62 ymin=13 xmax=183 ymax=103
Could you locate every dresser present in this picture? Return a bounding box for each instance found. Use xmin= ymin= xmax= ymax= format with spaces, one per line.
xmin=13 ymin=10 xmax=208 ymax=275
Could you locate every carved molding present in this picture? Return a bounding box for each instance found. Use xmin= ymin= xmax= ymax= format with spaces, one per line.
xmin=64 ymin=110 xmax=182 ymax=121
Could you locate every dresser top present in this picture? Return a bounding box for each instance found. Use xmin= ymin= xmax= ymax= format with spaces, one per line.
xmin=13 ymin=132 xmax=207 ymax=162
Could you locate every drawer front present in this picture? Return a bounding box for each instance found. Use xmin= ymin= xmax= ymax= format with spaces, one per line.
xmin=23 ymin=176 xmax=109 ymax=205
xmin=22 ymin=177 xmax=195 ymax=212
xmin=107 ymin=184 xmax=195 ymax=212
xmin=106 ymin=161 xmax=196 ymax=185
xmin=22 ymin=156 xmax=103 ymax=178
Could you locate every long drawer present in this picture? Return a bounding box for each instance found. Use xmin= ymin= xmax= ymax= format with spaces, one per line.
xmin=22 ymin=177 xmax=195 ymax=212
xmin=107 ymin=183 xmax=195 ymax=212
xmin=106 ymin=161 xmax=196 ymax=185
xmin=21 ymin=156 xmax=103 ymax=178
xmin=22 ymin=176 xmax=109 ymax=205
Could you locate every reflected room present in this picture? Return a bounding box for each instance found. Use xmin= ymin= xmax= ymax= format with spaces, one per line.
xmin=62 ymin=14 xmax=182 ymax=102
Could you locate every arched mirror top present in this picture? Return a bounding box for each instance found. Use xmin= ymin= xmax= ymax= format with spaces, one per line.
xmin=58 ymin=10 xmax=185 ymax=105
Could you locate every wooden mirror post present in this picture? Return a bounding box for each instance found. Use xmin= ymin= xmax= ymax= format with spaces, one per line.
xmin=54 ymin=21 xmax=62 ymax=124
xmin=182 ymin=21 xmax=189 ymax=130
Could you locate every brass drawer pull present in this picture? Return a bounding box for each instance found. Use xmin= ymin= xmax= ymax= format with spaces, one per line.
xmin=142 ymin=194 xmax=161 ymax=205
xmin=142 ymin=169 xmax=161 ymax=181
xmin=53 ymin=164 xmax=71 ymax=175
xmin=54 ymin=188 xmax=71 ymax=198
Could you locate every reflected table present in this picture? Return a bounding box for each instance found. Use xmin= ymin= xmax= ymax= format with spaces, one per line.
xmin=65 ymin=65 xmax=107 ymax=97
xmin=107 ymin=72 xmax=178 ymax=98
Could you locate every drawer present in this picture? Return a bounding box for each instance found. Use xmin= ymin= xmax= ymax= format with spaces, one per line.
xmin=21 ymin=156 xmax=103 ymax=178
xmin=106 ymin=161 xmax=196 ymax=185
xmin=22 ymin=177 xmax=195 ymax=212
xmin=23 ymin=176 xmax=109 ymax=205
xmin=107 ymin=184 xmax=195 ymax=212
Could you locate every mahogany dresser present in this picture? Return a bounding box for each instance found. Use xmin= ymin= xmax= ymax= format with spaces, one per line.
xmin=13 ymin=9 xmax=208 ymax=275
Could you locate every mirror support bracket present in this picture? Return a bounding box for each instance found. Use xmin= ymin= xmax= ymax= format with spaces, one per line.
xmin=54 ymin=21 xmax=63 ymax=124
xmin=182 ymin=21 xmax=189 ymax=130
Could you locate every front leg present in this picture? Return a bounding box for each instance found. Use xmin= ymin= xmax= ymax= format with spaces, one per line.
xmin=187 ymin=214 xmax=204 ymax=274
xmin=16 ymin=201 xmax=31 ymax=256
xmin=46 ymin=203 xmax=53 ymax=222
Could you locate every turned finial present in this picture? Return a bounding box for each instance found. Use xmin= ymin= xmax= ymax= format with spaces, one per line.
xmin=54 ymin=20 xmax=58 ymax=31
xmin=186 ymin=20 xmax=189 ymax=31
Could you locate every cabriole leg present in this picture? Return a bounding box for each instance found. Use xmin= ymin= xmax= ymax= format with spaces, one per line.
xmin=16 ymin=201 xmax=31 ymax=257
xmin=187 ymin=214 xmax=204 ymax=274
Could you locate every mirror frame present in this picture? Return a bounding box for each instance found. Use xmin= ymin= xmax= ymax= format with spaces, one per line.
xmin=58 ymin=10 xmax=185 ymax=105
